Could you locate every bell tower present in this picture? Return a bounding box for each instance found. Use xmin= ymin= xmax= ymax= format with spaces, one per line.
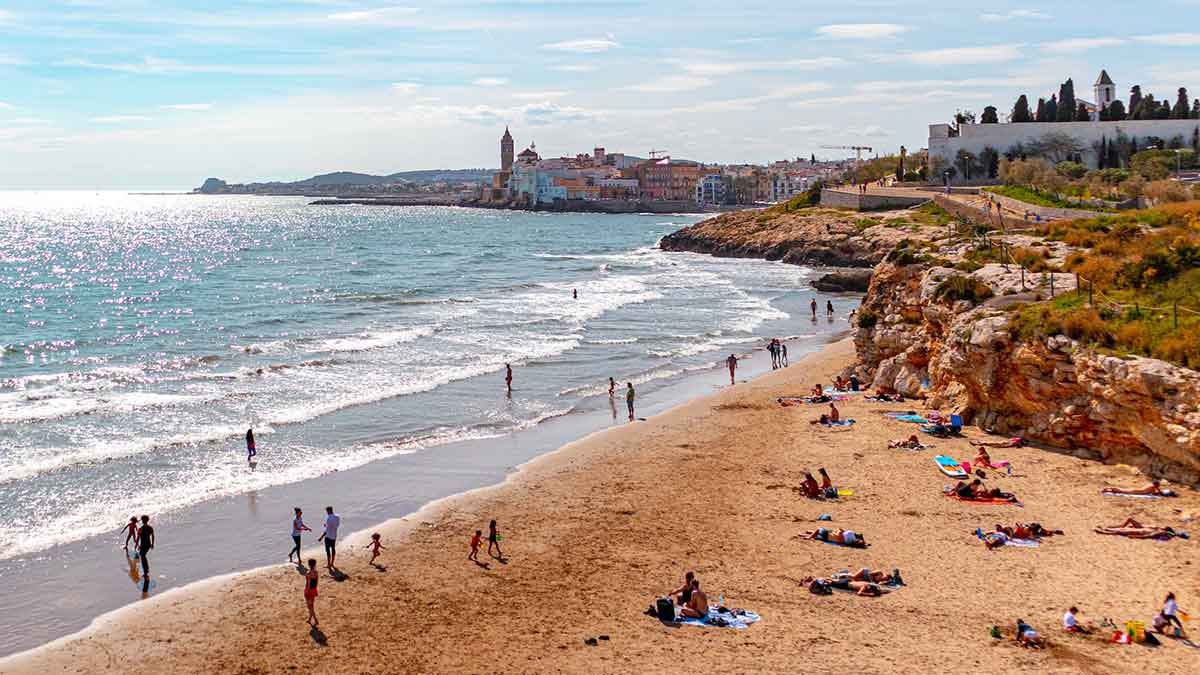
xmin=500 ymin=126 xmax=514 ymax=171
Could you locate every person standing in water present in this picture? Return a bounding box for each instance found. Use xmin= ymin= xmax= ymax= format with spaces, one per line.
xmin=303 ymin=558 xmax=319 ymax=626
xmin=572 ymin=289 xmax=578 ymax=300
xmin=726 ymin=353 xmax=738 ymax=385
xmin=288 ymin=507 xmax=310 ymax=564
xmin=781 ymin=342 xmax=788 ymax=367
xmin=245 ymin=428 xmax=256 ymax=463
xmin=137 ymin=515 xmax=155 ymax=593
xmin=122 ymin=516 xmax=139 ymax=552
xmin=626 ymin=382 xmax=636 ymax=420
xmin=505 ymin=363 xmax=513 ymax=393
xmin=826 ymin=300 xmax=834 ymax=318
xmin=767 ymin=339 xmax=777 ymax=369
xmin=810 ymin=298 xmax=818 ymax=320
xmin=608 ymin=377 xmax=615 ymax=397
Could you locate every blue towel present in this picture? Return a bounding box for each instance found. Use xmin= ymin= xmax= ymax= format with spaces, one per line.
xmin=824 ymin=419 xmax=855 ymax=427
xmin=676 ymin=607 xmax=761 ymax=629
xmin=1101 ymin=492 xmax=1161 ymax=499
xmin=895 ymin=414 xmax=927 ymax=423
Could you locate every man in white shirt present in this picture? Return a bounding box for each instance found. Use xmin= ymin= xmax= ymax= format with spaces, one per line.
xmin=318 ymin=506 xmax=341 ymax=569
xmin=1062 ymin=606 xmax=1088 ymax=633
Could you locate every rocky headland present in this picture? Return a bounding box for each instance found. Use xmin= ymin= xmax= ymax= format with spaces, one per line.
xmin=660 ymin=202 xmax=1200 ymax=485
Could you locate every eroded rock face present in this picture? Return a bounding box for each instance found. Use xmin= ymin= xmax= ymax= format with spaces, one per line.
xmin=813 ymin=269 xmax=872 ymax=293
xmin=856 ymin=263 xmax=1200 ymax=485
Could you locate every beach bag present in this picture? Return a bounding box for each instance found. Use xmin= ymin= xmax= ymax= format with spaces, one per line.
xmin=808 ymin=579 xmax=832 ymax=595
xmin=655 ymin=597 xmax=675 ymax=622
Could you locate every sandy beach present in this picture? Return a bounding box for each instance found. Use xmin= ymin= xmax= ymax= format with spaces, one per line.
xmin=5 ymin=338 xmax=1197 ymax=674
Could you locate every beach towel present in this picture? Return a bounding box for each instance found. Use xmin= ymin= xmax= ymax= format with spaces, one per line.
xmin=813 ymin=537 xmax=869 ymax=549
xmin=675 ymin=607 xmax=761 ymax=629
xmin=944 ymin=491 xmax=1022 ymax=506
xmin=970 ymin=438 xmax=1024 ymax=448
xmin=1101 ymin=492 xmax=1162 ymax=499
xmin=894 ymin=414 xmax=928 ymax=424
xmin=975 ymin=529 xmax=1039 ymax=548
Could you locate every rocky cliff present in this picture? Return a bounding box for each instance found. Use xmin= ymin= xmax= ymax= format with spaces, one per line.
xmin=854 ymin=261 xmax=1200 ymax=485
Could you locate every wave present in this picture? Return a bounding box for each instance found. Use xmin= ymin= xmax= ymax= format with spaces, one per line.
xmin=646 ymin=335 xmax=757 ymax=359
xmin=234 ymin=326 xmax=435 ymax=356
xmin=0 ymin=389 xmax=212 ymax=424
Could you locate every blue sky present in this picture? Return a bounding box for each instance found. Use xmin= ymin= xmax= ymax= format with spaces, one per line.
xmin=1 ymin=0 xmax=1198 ymax=188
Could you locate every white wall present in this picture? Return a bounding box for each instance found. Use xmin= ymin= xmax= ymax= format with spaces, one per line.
xmin=929 ymin=119 xmax=1200 ymax=180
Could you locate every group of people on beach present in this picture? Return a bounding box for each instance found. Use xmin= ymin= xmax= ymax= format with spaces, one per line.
xmin=809 ymin=298 xmax=835 ymax=320
xmin=467 ymin=519 xmax=504 ymax=564
xmin=287 ymin=505 xmax=346 ymax=627
xmin=766 ymin=339 xmax=787 ymax=370
xmin=121 ymin=515 xmax=155 ymax=593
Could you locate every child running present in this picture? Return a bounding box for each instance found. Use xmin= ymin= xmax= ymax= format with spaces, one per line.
xmin=365 ymin=533 xmax=386 ymax=567
xmin=469 ymin=530 xmax=482 ymax=562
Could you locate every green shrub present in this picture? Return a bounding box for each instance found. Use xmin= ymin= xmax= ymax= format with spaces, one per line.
xmin=955 ymin=260 xmax=983 ymax=273
xmin=857 ymin=308 xmax=878 ymax=329
xmin=934 ymin=275 xmax=995 ymax=304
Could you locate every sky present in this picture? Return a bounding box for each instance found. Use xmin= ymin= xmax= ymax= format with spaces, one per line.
xmin=1 ymin=0 xmax=1199 ymax=189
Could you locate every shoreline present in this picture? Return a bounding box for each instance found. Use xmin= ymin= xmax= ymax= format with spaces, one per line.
xmin=6 ymin=336 xmax=1198 ymax=673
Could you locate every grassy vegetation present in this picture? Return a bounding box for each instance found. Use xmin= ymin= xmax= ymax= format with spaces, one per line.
xmin=1006 ymin=202 xmax=1200 ymax=368
xmin=935 ymin=275 xmax=995 ymax=304
xmin=763 ymin=185 xmax=822 ymax=215
xmin=983 ymin=185 xmax=1109 ymax=211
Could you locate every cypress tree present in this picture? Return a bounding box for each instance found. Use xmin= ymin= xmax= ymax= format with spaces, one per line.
xmin=1193 ymin=99 xmax=1200 ymax=119
xmin=1056 ymin=79 xmax=1077 ymax=122
xmin=1045 ymin=95 xmax=1058 ymax=123
xmin=1128 ymin=86 xmax=1142 ymax=116
xmin=1193 ymin=127 xmax=1199 ymax=152
xmin=1075 ymin=102 xmax=1090 ymax=121
xmin=1011 ymin=95 xmax=1033 ymax=123
xmin=981 ymin=106 xmax=999 ymax=124
xmin=1172 ymin=88 xmax=1190 ymax=119
xmin=1098 ymin=136 xmax=1107 ymax=169
xmin=1034 ymin=97 xmax=1047 ymax=122
xmin=1157 ymin=100 xmax=1171 ymax=119
xmin=1107 ymin=100 xmax=1126 ymax=121
xmin=1133 ymin=94 xmax=1155 ymax=120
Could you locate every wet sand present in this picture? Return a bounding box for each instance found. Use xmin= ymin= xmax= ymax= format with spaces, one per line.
xmin=4 ymin=338 xmax=1197 ymax=674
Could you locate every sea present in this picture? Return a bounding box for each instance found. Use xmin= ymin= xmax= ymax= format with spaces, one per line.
xmin=0 ymin=192 xmax=848 ymax=654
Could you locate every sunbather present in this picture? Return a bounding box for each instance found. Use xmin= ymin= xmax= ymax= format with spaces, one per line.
xmin=802 ymin=528 xmax=866 ymax=548
xmin=1094 ymin=517 xmax=1177 ymax=539
xmin=810 ymin=384 xmax=824 ymax=398
xmin=828 ymin=402 xmax=840 ymax=423
xmin=818 ymin=468 xmax=833 ymax=490
xmin=1101 ymin=480 xmax=1173 ymax=496
xmin=800 ymin=575 xmax=890 ymax=597
xmin=888 ymin=434 xmax=923 ymax=449
xmin=847 ymin=567 xmax=897 ymax=584
xmin=833 ymin=376 xmax=847 ymax=391
xmin=669 ymin=571 xmax=695 ymax=605
xmin=801 ymin=472 xmax=821 ymax=499
xmin=980 ymin=530 xmax=1010 ymax=549
xmin=952 ymin=479 xmax=1017 ymax=502
xmin=679 ymin=579 xmax=708 ymax=619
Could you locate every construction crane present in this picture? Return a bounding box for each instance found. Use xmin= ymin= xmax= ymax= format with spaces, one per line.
xmin=819 ymin=145 xmax=873 ymax=162
xmin=648 ymin=149 xmax=668 ymax=159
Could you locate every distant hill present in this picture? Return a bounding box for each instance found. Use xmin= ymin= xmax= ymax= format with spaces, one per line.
xmin=195 ymin=168 xmax=496 ymax=194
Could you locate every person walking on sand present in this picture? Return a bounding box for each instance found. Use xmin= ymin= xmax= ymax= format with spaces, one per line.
xmin=289 ymin=507 xmax=310 ymax=564
xmin=317 ymin=506 xmax=340 ymax=569
xmin=365 ymin=533 xmax=385 ymax=567
xmin=469 ymin=530 xmax=482 ymax=562
xmin=781 ymin=342 xmax=788 ymax=367
xmin=245 ymin=428 xmax=256 ymax=463
xmin=488 ymin=519 xmax=503 ymax=559
xmin=136 ymin=515 xmax=154 ymax=593
xmin=303 ymin=558 xmax=319 ymax=626
xmin=608 ymin=377 xmax=615 ymax=397
xmin=726 ymin=353 xmax=738 ymax=385
xmin=626 ymin=382 xmax=636 ymax=420
xmin=766 ymin=339 xmax=778 ymax=369
xmin=505 ymin=363 xmax=513 ymax=393
xmin=122 ymin=516 xmax=139 ymax=552
xmin=810 ymin=298 xmax=818 ymax=320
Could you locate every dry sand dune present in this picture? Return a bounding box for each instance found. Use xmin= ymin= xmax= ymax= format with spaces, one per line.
xmin=6 ymin=339 xmax=1197 ymax=674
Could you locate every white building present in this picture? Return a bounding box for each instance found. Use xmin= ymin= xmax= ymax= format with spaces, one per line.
xmin=695 ymin=174 xmax=728 ymax=205
xmin=770 ymin=173 xmax=814 ymax=202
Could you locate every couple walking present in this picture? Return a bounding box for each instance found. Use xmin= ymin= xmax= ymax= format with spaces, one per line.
xmin=121 ymin=515 xmax=156 ymax=594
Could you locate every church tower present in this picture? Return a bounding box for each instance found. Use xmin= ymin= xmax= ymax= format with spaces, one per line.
xmin=501 ymin=126 xmax=514 ymax=171
xmin=1094 ymin=70 xmax=1115 ymax=112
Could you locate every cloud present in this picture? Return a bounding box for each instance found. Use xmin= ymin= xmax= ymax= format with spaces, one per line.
xmin=899 ymin=44 xmax=1024 ymax=65
xmin=981 ymin=9 xmax=1050 ymax=21
xmin=522 ymin=101 xmax=597 ymax=125
xmin=92 ymin=115 xmax=153 ymax=123
xmin=551 ymin=64 xmax=597 ymax=73
xmin=160 ymin=103 xmax=212 ymax=110
xmin=0 ymin=55 xmax=27 ymax=66
xmin=1042 ymin=37 xmax=1125 ymax=53
xmin=0 ymin=9 xmax=12 ymax=23
xmin=472 ymin=77 xmax=508 ymax=87
xmin=541 ymin=38 xmax=619 ymax=54
xmin=728 ymin=37 xmax=774 ymax=45
xmin=816 ymin=23 xmax=910 ymax=39
xmin=852 ymin=124 xmax=889 ymax=137
xmin=0 ymin=102 xmax=12 ymax=109
xmin=391 ymin=82 xmax=421 ymax=93
xmin=55 ymin=56 xmax=337 ymax=77
xmin=781 ymin=124 xmax=833 ymax=135
xmin=628 ymin=75 xmax=713 ymax=93
xmin=511 ymin=91 xmax=570 ymax=100
xmin=327 ymin=6 xmax=420 ymax=22
xmin=670 ymin=82 xmax=833 ymax=114
xmin=676 ymin=57 xmax=845 ymax=76
xmin=1135 ymin=33 xmax=1200 ymax=46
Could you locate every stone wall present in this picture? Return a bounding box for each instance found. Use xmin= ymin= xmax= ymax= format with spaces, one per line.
xmin=985 ymin=192 xmax=1109 ymax=221
xmin=820 ymin=188 xmax=930 ymax=210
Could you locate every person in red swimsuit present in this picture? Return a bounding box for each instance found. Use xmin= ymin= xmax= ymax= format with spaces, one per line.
xmin=304 ymin=558 xmax=319 ymax=626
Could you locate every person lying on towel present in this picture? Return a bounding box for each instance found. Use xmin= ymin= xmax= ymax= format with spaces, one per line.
xmin=1101 ymin=480 xmax=1176 ymax=497
xmin=889 ymin=434 xmax=923 ymax=449
xmin=802 ymin=527 xmax=867 ymax=548
xmin=1094 ymin=517 xmax=1179 ymax=539
xmin=953 ymin=479 xmax=1017 ymax=502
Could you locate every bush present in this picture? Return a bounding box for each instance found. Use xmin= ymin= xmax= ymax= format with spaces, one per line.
xmin=934 ymin=275 xmax=995 ymax=304
xmin=1114 ymin=322 xmax=1152 ymax=352
xmin=1142 ymin=180 xmax=1193 ymax=205
xmin=1062 ymin=308 xmax=1113 ymax=345
xmin=954 ymin=260 xmax=983 ymax=273
xmin=886 ymin=247 xmax=918 ymax=265
xmin=857 ymin=308 xmax=879 ymax=329
xmin=1154 ymin=332 xmax=1200 ymax=369
xmin=1056 ymin=161 xmax=1088 ymax=179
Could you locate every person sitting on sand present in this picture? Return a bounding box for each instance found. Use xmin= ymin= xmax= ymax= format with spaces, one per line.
xmin=828 ymin=402 xmax=840 ymax=423
xmin=669 ymin=571 xmax=695 ymax=606
xmin=833 ymin=376 xmax=847 ymax=391
xmin=973 ymin=448 xmax=993 ymax=467
xmin=953 ymin=479 xmax=1016 ymax=502
xmin=679 ymin=579 xmax=708 ymax=619
xmin=1094 ymin=517 xmax=1177 ymax=539
xmin=1062 ymin=606 xmax=1090 ymax=633
xmin=801 ymin=472 xmax=822 ymax=499
xmin=1101 ymin=480 xmax=1173 ymax=497
xmin=818 ymin=468 xmax=833 ymax=491
xmin=1016 ymin=619 xmax=1044 ymax=648
xmin=803 ymin=528 xmax=866 ymax=548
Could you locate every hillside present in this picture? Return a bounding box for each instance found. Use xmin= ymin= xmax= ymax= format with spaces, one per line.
xmin=195 ymin=168 xmax=495 ymax=194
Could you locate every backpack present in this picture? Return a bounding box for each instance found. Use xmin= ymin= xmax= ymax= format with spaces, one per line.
xmin=809 ymin=579 xmax=832 ymax=595
xmin=655 ymin=596 xmax=676 ymax=622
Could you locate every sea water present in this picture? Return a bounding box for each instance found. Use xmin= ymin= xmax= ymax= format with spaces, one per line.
xmin=0 ymin=193 xmax=837 ymax=564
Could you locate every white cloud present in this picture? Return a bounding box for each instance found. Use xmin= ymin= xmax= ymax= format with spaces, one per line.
xmin=782 ymin=124 xmax=833 ymax=135
xmin=56 ymin=57 xmax=338 ymax=77
xmin=472 ymin=77 xmax=508 ymax=87
xmin=391 ymin=82 xmax=421 ymax=93
xmin=852 ymin=124 xmax=889 ymax=137
xmin=327 ymin=7 xmax=420 ymax=22
xmin=551 ymin=64 xmax=597 ymax=73
xmin=900 ymin=44 xmax=1024 ymax=65
xmin=92 ymin=115 xmax=152 ymax=123
xmin=160 ymin=103 xmax=212 ymax=110
xmin=0 ymin=55 xmax=27 ymax=66
xmin=981 ymin=9 xmax=1050 ymax=21
xmin=1135 ymin=33 xmax=1200 ymax=46
xmin=0 ymin=102 xmax=12 ymax=109
xmin=522 ymin=101 xmax=597 ymax=125
xmin=628 ymin=75 xmax=714 ymax=93
xmin=541 ymin=38 xmax=619 ymax=54
xmin=728 ymin=37 xmax=774 ymax=45
xmin=670 ymin=83 xmax=833 ymax=114
xmin=0 ymin=10 xmax=13 ymax=23
xmin=1042 ymin=37 xmax=1125 ymax=53
xmin=511 ymin=91 xmax=569 ymax=100
xmin=816 ymin=23 xmax=910 ymax=40
xmin=676 ymin=57 xmax=845 ymax=76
